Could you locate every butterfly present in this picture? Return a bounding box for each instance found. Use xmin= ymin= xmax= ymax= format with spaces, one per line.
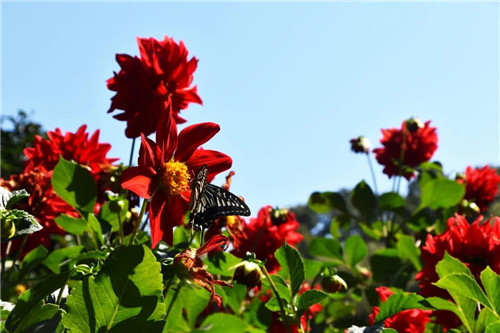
xmin=189 ymin=165 xmax=251 ymax=233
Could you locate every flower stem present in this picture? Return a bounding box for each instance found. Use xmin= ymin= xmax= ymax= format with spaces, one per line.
xmin=260 ymin=265 xmax=291 ymax=333
xmin=366 ymin=153 xmax=379 ymax=195
xmin=165 ymin=279 xmax=184 ymax=321
xmin=128 ymin=199 xmax=148 ymax=246
xmin=117 ymin=211 xmax=124 ymax=245
xmin=128 ymin=137 xmax=136 ymax=168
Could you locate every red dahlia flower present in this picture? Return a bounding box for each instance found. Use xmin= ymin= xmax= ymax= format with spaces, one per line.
xmin=121 ymin=113 xmax=232 ymax=247
xmin=23 ymin=125 xmax=117 ymax=178
xmin=107 ymin=36 xmax=202 ymax=138
xmin=458 ymin=165 xmax=500 ymax=212
xmin=373 ymin=119 xmax=438 ymax=180
xmin=415 ymin=214 xmax=500 ymax=328
xmin=232 ymin=206 xmax=303 ymax=272
xmin=173 ymin=234 xmax=232 ymax=306
xmin=368 ymin=286 xmax=431 ymax=333
xmin=0 ymin=170 xmax=77 ymax=256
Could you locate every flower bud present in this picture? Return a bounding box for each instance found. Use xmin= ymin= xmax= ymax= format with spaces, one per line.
xmin=108 ymin=199 xmax=125 ymax=213
xmin=1 ymin=215 xmax=15 ymax=239
xmin=349 ymin=136 xmax=371 ymax=154
xmin=320 ymin=274 xmax=347 ymax=293
xmin=233 ymin=261 xmax=263 ymax=289
xmin=405 ymin=117 xmax=424 ymax=133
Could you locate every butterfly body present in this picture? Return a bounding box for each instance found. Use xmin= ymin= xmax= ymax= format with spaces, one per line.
xmin=189 ymin=165 xmax=251 ymax=231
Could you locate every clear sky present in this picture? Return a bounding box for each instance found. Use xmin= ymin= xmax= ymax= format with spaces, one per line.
xmin=2 ymin=2 xmax=499 ymax=215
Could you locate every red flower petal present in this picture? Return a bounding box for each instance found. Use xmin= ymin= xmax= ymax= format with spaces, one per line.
xmin=176 ymin=122 xmax=220 ymax=162
xmin=185 ymin=149 xmax=232 ymax=182
xmin=121 ymin=166 xmax=156 ymax=199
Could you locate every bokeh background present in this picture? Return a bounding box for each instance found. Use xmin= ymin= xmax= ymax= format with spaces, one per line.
xmin=2 ymin=2 xmax=499 ymax=214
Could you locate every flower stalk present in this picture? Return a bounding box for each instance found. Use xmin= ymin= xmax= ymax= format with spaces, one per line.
xmin=260 ymin=264 xmax=291 ymax=333
xmin=128 ymin=199 xmax=148 ymax=246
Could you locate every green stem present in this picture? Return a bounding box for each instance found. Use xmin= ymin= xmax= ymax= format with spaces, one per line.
xmin=117 ymin=211 xmax=124 ymax=245
xmin=366 ymin=153 xmax=379 ymax=195
xmin=260 ymin=265 xmax=291 ymax=333
xmin=128 ymin=137 xmax=136 ymax=168
xmin=128 ymin=199 xmax=148 ymax=246
xmin=165 ymin=280 xmax=184 ymax=321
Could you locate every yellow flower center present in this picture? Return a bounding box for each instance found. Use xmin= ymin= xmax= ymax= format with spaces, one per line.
xmin=159 ymin=160 xmax=190 ymax=196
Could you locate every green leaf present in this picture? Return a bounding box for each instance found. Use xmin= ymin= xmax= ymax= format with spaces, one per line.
xmin=11 ymin=303 xmax=61 ymax=333
xmin=308 ymin=237 xmax=343 ymax=262
xmin=0 ymin=187 xmax=29 ymax=209
xmin=19 ymin=245 xmax=48 ymax=278
xmin=297 ymin=290 xmax=328 ymax=312
xmin=424 ymin=296 xmax=476 ymax=331
xmin=476 ymin=307 xmax=498 ymax=333
xmin=5 ymin=271 xmax=71 ymax=332
xmin=224 ymin=283 xmax=248 ymax=314
xmin=486 ymin=321 xmax=500 ymax=333
xmin=87 ymin=213 xmax=103 ymax=244
xmin=344 ymin=235 xmax=367 ymax=267
xmin=436 ymin=252 xmax=474 ymax=279
xmin=282 ymin=242 xmax=305 ymax=297
xmin=308 ymin=191 xmax=347 ymax=214
xmin=177 ymin=283 xmax=210 ymax=327
xmin=303 ymin=258 xmax=324 ymax=280
xmin=417 ymin=179 xmax=465 ymax=212
xmin=194 ymin=313 xmax=249 ymax=333
xmin=51 ymin=157 xmax=97 ymax=213
xmin=379 ymin=192 xmax=405 ymax=213
xmin=370 ymin=249 xmax=405 ymax=285
xmin=62 ymin=245 xmax=166 ymax=332
xmin=434 ymin=273 xmax=491 ymax=309
xmin=396 ymin=235 xmax=422 ymax=271
xmin=42 ymin=246 xmax=84 ymax=274
xmin=54 ymin=214 xmax=89 ymax=235
xmin=351 ymin=181 xmax=377 ymax=221
xmin=374 ymin=292 xmax=429 ymax=323
xmin=481 ymin=267 xmax=500 ymax=315
xmin=205 ymin=251 xmax=242 ymax=276
xmin=99 ymin=199 xmax=129 ymax=232
xmin=262 ymin=274 xmax=292 ymax=303
xmin=2 ymin=209 xmax=42 ymax=240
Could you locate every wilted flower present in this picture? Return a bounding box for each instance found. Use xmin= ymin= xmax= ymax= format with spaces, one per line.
xmin=121 ymin=113 xmax=232 ymax=247
xmin=457 ymin=165 xmax=500 ymax=212
xmin=368 ymin=286 xmax=431 ymax=333
xmin=373 ymin=119 xmax=438 ymax=180
xmin=232 ymin=206 xmax=303 ymax=272
xmin=107 ymin=36 xmax=202 ymax=138
xmin=349 ymin=136 xmax=371 ymax=154
xmin=173 ymin=235 xmax=232 ymax=306
xmin=416 ymin=214 xmax=500 ymax=328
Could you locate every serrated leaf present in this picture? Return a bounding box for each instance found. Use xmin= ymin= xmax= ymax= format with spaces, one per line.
xmin=42 ymin=246 xmax=84 ymax=274
xmin=0 ymin=188 xmax=29 ymax=210
xmin=436 ymin=252 xmax=474 ymax=279
xmin=205 ymin=251 xmax=241 ymax=276
xmin=434 ymin=273 xmax=491 ymax=309
xmin=351 ymin=181 xmax=377 ymax=222
xmin=177 ymin=283 xmax=210 ymax=327
xmin=374 ymin=292 xmax=429 ymax=323
xmin=62 ymin=245 xmax=165 ymax=332
xmin=194 ymin=313 xmax=249 ymax=333
xmin=481 ymin=267 xmax=500 ymax=315
xmin=54 ymin=214 xmax=89 ymax=235
xmin=262 ymin=274 xmax=292 ymax=303
xmin=485 ymin=321 xmax=500 ymax=333
xmin=12 ymin=303 xmax=61 ymax=333
xmin=224 ymin=283 xmax=248 ymax=314
xmin=344 ymin=234 xmax=367 ymax=267
xmin=476 ymin=307 xmax=498 ymax=333
xmin=5 ymin=271 xmax=70 ymax=332
xmin=297 ymin=289 xmax=328 ymax=312
xmin=308 ymin=237 xmax=343 ymax=262
xmin=417 ymin=179 xmax=465 ymax=212
xmin=87 ymin=213 xmax=103 ymax=245
xmin=396 ymin=235 xmax=421 ymax=271
xmin=51 ymin=157 xmax=97 ymax=213
xmin=282 ymin=242 xmax=305 ymax=297
xmin=19 ymin=245 xmax=48 ymax=278
xmin=4 ymin=209 xmax=42 ymax=240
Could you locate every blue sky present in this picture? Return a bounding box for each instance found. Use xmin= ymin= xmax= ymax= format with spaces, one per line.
xmin=2 ymin=2 xmax=499 ymax=215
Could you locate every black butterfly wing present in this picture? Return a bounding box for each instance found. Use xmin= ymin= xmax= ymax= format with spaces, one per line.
xmin=190 ymin=183 xmax=251 ymax=230
xmin=189 ymin=165 xmax=208 ymax=213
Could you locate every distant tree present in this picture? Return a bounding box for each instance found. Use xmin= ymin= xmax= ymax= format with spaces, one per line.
xmin=1 ymin=110 xmax=45 ymax=178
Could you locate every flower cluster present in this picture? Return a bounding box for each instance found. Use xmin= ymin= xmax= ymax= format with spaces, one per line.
xmin=458 ymin=165 xmax=500 ymax=212
xmin=416 ymin=214 xmax=500 ymax=328
xmin=107 ymin=36 xmax=202 ymax=138
xmin=368 ymin=286 xmax=432 ymax=333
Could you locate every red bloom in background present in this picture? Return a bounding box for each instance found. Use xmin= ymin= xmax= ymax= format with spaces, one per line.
xmin=368 ymin=287 xmax=431 ymax=333
xmin=121 ymin=113 xmax=232 ymax=247
xmin=416 ymin=214 xmax=500 ymax=328
xmin=174 ymin=235 xmax=232 ymax=307
xmin=232 ymin=206 xmax=303 ymax=272
xmin=24 ymin=125 xmax=117 ymax=178
xmin=107 ymin=36 xmax=202 ymax=138
xmin=459 ymin=165 xmax=500 ymax=212
xmin=373 ymin=119 xmax=438 ymax=180
xmin=0 ymin=170 xmax=77 ymax=256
